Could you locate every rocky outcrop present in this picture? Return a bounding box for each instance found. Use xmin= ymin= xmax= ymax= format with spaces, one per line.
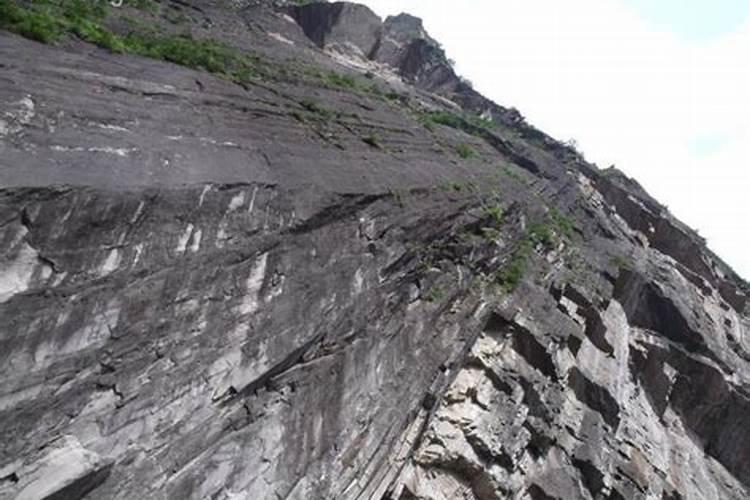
xmin=290 ymin=2 xmax=383 ymax=59
xmin=0 ymin=1 xmax=748 ymax=499
xmin=372 ymin=14 xmax=438 ymax=68
xmin=287 ymin=2 xmax=505 ymax=118
xmin=0 ymin=184 xmax=495 ymax=499
xmin=592 ymin=168 xmax=748 ymax=315
xmin=284 ymin=2 xmax=577 ymax=148
xmin=392 ymin=273 xmax=749 ymax=500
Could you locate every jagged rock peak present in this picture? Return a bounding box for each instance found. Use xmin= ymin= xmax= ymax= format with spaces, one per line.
xmin=288 ymin=1 xmax=384 ymax=58
xmin=382 ymin=12 xmax=437 ymax=46
xmin=287 ymin=2 xmax=447 ymax=72
xmin=287 ymin=1 xmax=509 ymax=123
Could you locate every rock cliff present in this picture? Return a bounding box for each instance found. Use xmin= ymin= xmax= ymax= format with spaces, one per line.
xmin=0 ymin=1 xmax=748 ymax=499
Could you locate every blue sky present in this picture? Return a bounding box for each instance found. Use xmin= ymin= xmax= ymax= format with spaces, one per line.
xmin=623 ymin=0 xmax=750 ymax=40
xmin=362 ymin=0 xmax=750 ymax=279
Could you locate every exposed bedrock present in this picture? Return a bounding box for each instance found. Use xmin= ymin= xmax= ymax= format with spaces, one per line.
xmin=0 ymin=184 xmax=511 ymax=499
xmin=4 ymin=181 xmax=746 ymax=499
xmin=289 ymin=2 xmax=383 ymax=58
xmin=393 ymin=285 xmax=749 ymax=500
xmin=0 ymin=1 xmax=749 ymax=499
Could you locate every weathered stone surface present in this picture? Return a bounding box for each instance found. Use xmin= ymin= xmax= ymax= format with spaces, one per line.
xmin=0 ymin=1 xmax=748 ymax=499
xmin=372 ymin=14 xmax=438 ymax=69
xmin=290 ymin=2 xmax=383 ymax=58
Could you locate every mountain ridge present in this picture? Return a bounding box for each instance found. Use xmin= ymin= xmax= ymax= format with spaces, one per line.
xmin=0 ymin=1 xmax=748 ymax=499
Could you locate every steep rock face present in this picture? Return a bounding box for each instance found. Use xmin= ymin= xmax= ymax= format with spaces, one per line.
xmin=370 ymin=13 xmax=457 ymax=93
xmin=593 ymin=168 xmax=748 ymax=314
xmin=289 ymin=2 xmax=383 ymax=58
xmin=393 ymin=267 xmax=750 ymax=500
xmin=372 ymin=14 xmax=438 ymax=69
xmin=0 ymin=184 xmax=495 ymax=499
xmin=1 ymin=1 xmax=749 ymax=499
xmin=284 ymin=2 xmax=571 ymax=146
xmin=287 ymin=1 xmax=505 ymax=119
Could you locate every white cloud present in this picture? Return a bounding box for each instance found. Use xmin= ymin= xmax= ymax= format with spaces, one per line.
xmin=362 ymin=0 xmax=750 ymax=279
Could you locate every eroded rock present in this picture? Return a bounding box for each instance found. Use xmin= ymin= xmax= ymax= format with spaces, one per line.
xmin=0 ymin=2 xmax=748 ymax=499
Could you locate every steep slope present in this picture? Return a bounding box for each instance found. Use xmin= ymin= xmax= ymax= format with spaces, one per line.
xmin=0 ymin=1 xmax=748 ymax=499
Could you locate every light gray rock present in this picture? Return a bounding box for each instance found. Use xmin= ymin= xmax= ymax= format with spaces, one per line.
xmin=0 ymin=2 xmax=748 ymax=499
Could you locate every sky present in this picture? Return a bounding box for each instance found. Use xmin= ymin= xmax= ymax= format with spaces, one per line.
xmin=361 ymin=0 xmax=750 ymax=280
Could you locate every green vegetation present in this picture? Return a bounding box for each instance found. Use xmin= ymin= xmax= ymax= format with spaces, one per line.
xmin=455 ymin=143 xmax=475 ymax=159
xmin=426 ymin=111 xmax=464 ymax=129
xmin=425 ymin=285 xmax=445 ymax=303
xmin=421 ymin=110 xmax=497 ymax=134
xmin=526 ymin=208 xmax=575 ymax=250
xmin=130 ymin=0 xmax=158 ymax=13
xmin=527 ymin=221 xmax=556 ymax=249
xmin=0 ymin=0 xmax=258 ymax=83
xmin=483 ymin=205 xmax=504 ymax=225
xmin=609 ymin=255 xmax=632 ymax=270
xmin=494 ymin=209 xmax=575 ymax=292
xmin=549 ymin=208 xmax=574 ymax=239
xmin=495 ymin=223 xmax=553 ymax=291
xmin=501 ymin=166 xmax=526 ymax=184
xmin=124 ymin=32 xmax=256 ymax=78
xmin=420 ymin=117 xmax=436 ymax=132
xmin=495 ymin=238 xmax=533 ymax=292
xmin=361 ymin=134 xmax=381 ymax=149
xmin=326 ymin=70 xmax=358 ymax=89
xmin=1 ymin=5 xmax=61 ymax=43
xmin=299 ymin=99 xmax=332 ymax=119
xmin=321 ymin=70 xmax=402 ymax=101
xmin=442 ymin=181 xmax=468 ymax=192
xmin=420 ymin=110 xmax=498 ymax=158
xmin=0 ymin=0 xmax=107 ymax=43
xmin=481 ymin=227 xmax=501 ymax=241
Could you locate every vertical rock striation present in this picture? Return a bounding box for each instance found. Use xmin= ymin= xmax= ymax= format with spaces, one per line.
xmin=0 ymin=1 xmax=748 ymax=499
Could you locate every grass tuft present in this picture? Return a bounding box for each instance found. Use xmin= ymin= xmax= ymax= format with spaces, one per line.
xmin=422 ymin=110 xmax=497 ymax=133
xmin=549 ymin=208 xmax=574 ymax=239
xmin=326 ymin=71 xmax=358 ymax=89
xmin=362 ymin=134 xmax=381 ymax=149
xmin=124 ymin=32 xmax=246 ymax=74
xmin=495 ymin=209 xmax=575 ymax=291
xmin=0 ymin=0 xmax=64 ymax=43
xmin=456 ymin=143 xmax=475 ymax=159
xmin=299 ymin=99 xmax=332 ymax=119
xmin=483 ymin=205 xmax=504 ymax=224
xmin=495 ymin=239 xmax=533 ymax=292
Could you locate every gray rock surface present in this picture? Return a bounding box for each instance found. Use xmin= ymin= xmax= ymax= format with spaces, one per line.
xmin=0 ymin=1 xmax=748 ymax=499
xmin=290 ymin=2 xmax=383 ymax=59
